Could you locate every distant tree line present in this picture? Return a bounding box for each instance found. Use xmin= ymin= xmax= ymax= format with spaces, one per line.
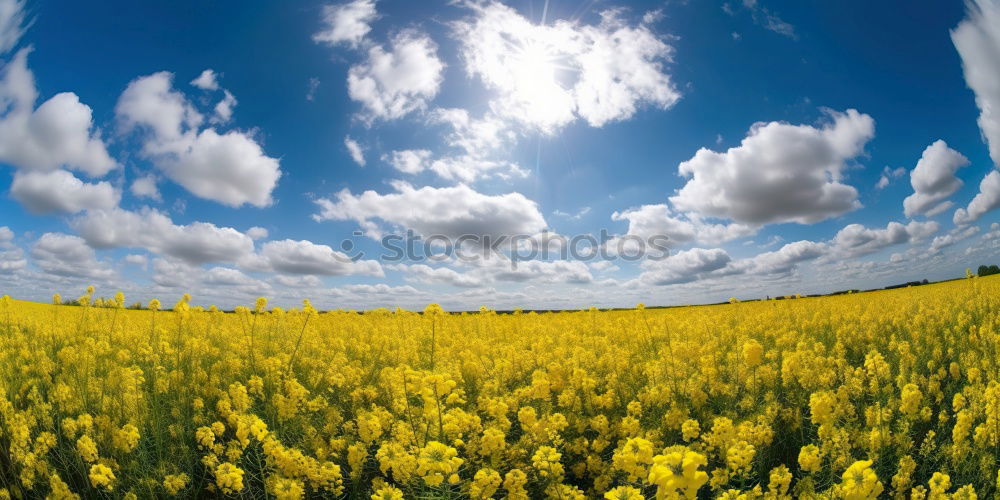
xmin=979 ymin=264 xmax=1000 ymax=277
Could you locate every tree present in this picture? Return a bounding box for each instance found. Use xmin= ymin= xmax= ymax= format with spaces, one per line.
xmin=978 ymin=264 xmax=1000 ymax=277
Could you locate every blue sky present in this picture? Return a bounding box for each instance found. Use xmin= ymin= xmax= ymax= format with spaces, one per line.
xmin=1 ymin=0 xmax=999 ymax=310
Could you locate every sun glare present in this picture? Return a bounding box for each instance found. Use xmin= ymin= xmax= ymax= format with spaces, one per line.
xmin=507 ymin=39 xmax=576 ymax=128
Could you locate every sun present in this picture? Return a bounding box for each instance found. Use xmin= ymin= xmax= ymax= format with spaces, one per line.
xmin=504 ymin=38 xmax=577 ymax=130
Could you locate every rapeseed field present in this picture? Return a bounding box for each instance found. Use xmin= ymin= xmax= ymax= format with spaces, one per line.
xmin=1 ymin=277 xmax=999 ymax=498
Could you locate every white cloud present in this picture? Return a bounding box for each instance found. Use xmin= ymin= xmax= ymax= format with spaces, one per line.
xmin=0 ymin=246 xmax=25 ymax=273
xmin=347 ymin=30 xmax=444 ymax=121
xmin=390 ymin=263 xmax=484 ymax=287
xmin=116 ymin=72 xmax=281 ymax=207
xmin=116 ymin=71 xmax=202 ymax=151
xmin=952 ymin=0 xmax=1000 ymax=166
xmin=130 ymin=174 xmax=161 ymax=201
xmin=742 ymin=240 xmax=826 ymax=275
xmin=928 ymin=225 xmax=980 ymax=254
xmin=123 ymin=254 xmax=148 ymax=269
xmin=636 ymin=247 xmax=731 ymax=285
xmin=427 ymin=156 xmax=526 ymax=183
xmin=386 ymin=109 xmax=528 ymax=183
xmin=670 ymin=109 xmax=874 ymax=225
xmin=481 ymin=258 xmax=592 ymax=285
xmin=73 ymin=207 xmax=381 ymax=282
xmin=212 ymin=90 xmax=237 ymax=123
xmin=306 ymin=77 xmax=320 ymax=101
xmin=0 ymin=225 xmax=25 ymax=273
xmin=902 ymin=140 xmax=970 ymax=217
xmin=10 ymin=169 xmax=119 ymax=214
xmin=202 ymin=266 xmax=265 ymax=287
xmin=73 ymin=207 xmax=256 ymax=265
xmin=313 ymin=0 xmax=378 ymax=48
xmin=385 ymin=149 xmax=430 ymax=174
xmin=241 ymin=239 xmax=383 ymax=277
xmin=274 ymin=274 xmax=322 ymax=288
xmin=31 ymin=233 xmax=113 ymax=279
xmin=167 ymin=129 xmax=280 ymax=207
xmin=740 ymin=0 xmax=796 ymax=39
xmin=0 ymin=0 xmax=28 ymax=54
xmin=344 ymin=136 xmax=366 ymax=166
xmin=553 ymin=206 xmax=591 ymax=220
xmin=430 ymin=108 xmax=515 ymax=156
xmin=392 ymin=258 xmax=593 ymax=287
xmin=954 ymin=170 xmax=1000 ymax=225
xmin=876 ymin=166 xmax=906 ymax=189
xmin=150 ymin=257 xmax=198 ymax=289
xmin=828 ymin=220 xmax=939 ymax=259
xmin=985 ymin=222 xmax=1000 ymax=241
xmin=612 ymin=204 xmax=756 ymax=246
xmin=0 ymin=49 xmax=116 ymax=177
xmin=313 ymin=181 xmax=548 ymax=239
xmin=190 ymin=69 xmax=219 ymax=91
xmin=246 ymin=226 xmax=269 ymax=240
xmin=453 ymin=2 xmax=679 ymax=132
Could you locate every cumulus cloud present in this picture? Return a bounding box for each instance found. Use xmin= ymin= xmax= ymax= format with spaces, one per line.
xmin=427 ymin=109 xmax=529 ymax=181
xmin=72 ymin=207 xmax=382 ymax=283
xmin=123 ymin=254 xmax=148 ymax=269
xmin=828 ymin=220 xmax=939 ymax=259
xmin=392 ymin=258 xmax=593 ymax=288
xmin=0 ymin=49 xmax=116 ymax=177
xmin=383 ymin=149 xmax=524 ymax=182
xmin=274 ymin=274 xmax=323 ymax=288
xmin=453 ymin=2 xmax=679 ymax=132
xmin=202 ymin=266 xmax=265 ymax=287
xmin=954 ymin=170 xmax=1000 ymax=225
xmin=0 ymin=246 xmax=25 ymax=273
xmin=385 ymin=149 xmax=430 ymax=174
xmin=430 ymin=108 xmax=515 ymax=157
xmin=190 ymin=69 xmax=219 ymax=91
xmin=10 ymin=169 xmax=119 ymax=214
xmin=241 ymin=239 xmax=383 ymax=277
xmin=636 ymin=247 xmax=731 ymax=286
xmin=902 ymin=140 xmax=970 ymax=217
xmin=670 ymin=109 xmax=874 ymax=226
xmin=928 ymin=225 xmax=980 ymax=254
xmin=31 ymin=233 xmax=113 ymax=279
xmin=347 ymin=30 xmax=444 ymax=121
xmin=130 ymin=174 xmax=160 ymax=201
xmin=612 ymin=204 xmax=756 ymax=246
xmin=0 ymin=225 xmax=25 ymax=273
xmin=116 ymin=72 xmax=281 ymax=207
xmin=985 ymin=222 xmax=1000 ymax=241
xmin=952 ymin=0 xmax=1000 ymax=166
xmin=313 ymin=181 xmax=548 ymax=239
xmin=246 ymin=226 xmax=269 ymax=241
xmin=876 ymin=166 xmax=906 ymax=189
xmin=344 ymin=136 xmax=366 ymax=166
xmin=313 ymin=0 xmax=378 ymax=48
xmin=73 ymin=207 xmax=256 ymax=265
xmin=0 ymin=0 xmax=28 ymax=54
xmin=427 ymin=156 xmax=526 ymax=183
xmin=390 ymin=263 xmax=484 ymax=287
xmin=724 ymin=240 xmax=827 ymax=276
xmin=212 ymin=90 xmax=237 ymax=124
